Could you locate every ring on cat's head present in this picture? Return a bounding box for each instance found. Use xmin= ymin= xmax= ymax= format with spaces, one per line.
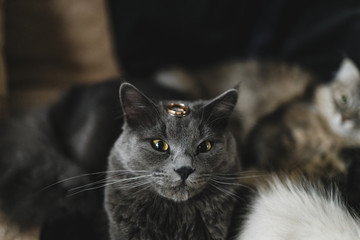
xmin=167 ymin=103 xmax=190 ymax=117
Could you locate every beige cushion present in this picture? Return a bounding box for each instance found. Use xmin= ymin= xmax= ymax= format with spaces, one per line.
xmin=5 ymin=0 xmax=120 ymax=111
xmin=0 ymin=212 xmax=39 ymax=240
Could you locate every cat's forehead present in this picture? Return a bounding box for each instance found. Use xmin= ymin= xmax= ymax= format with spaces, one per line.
xmin=160 ymin=100 xmax=205 ymax=118
xmin=332 ymin=80 xmax=360 ymax=95
xmin=333 ymin=74 xmax=360 ymax=88
xmin=157 ymin=100 xmax=210 ymax=139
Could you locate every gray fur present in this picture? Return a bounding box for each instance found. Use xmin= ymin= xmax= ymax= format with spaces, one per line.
xmin=105 ymin=83 xmax=240 ymax=239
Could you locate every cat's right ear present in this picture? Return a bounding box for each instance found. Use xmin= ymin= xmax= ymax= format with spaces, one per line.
xmin=336 ymin=58 xmax=360 ymax=84
xmin=201 ymin=89 xmax=238 ymax=130
xmin=119 ymin=83 xmax=159 ymax=128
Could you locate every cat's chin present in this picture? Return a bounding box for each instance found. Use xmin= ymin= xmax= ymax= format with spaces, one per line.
xmin=155 ymin=183 xmax=199 ymax=202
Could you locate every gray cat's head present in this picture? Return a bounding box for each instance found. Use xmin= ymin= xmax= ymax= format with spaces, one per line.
xmin=329 ymin=58 xmax=360 ymax=136
xmin=109 ymin=83 xmax=239 ymax=202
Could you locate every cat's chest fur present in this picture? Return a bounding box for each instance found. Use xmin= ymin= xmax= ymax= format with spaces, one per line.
xmin=105 ymin=182 xmax=236 ymax=240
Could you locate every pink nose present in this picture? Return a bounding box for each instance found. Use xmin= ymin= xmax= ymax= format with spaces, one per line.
xmin=342 ymin=114 xmax=350 ymax=122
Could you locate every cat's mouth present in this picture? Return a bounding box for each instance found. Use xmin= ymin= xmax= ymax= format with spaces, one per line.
xmin=154 ymin=179 xmax=208 ymax=202
xmin=172 ymin=179 xmax=192 ymax=189
xmin=153 ymin=180 xmax=196 ymax=202
xmin=174 ymin=181 xmax=191 ymax=190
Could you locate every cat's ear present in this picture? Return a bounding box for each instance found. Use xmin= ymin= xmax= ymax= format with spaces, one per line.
xmin=202 ymin=89 xmax=238 ymax=129
xmin=119 ymin=83 xmax=159 ymax=128
xmin=336 ymin=58 xmax=360 ymax=84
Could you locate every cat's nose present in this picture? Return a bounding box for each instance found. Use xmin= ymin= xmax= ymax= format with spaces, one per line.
xmin=342 ymin=114 xmax=350 ymax=122
xmin=174 ymin=167 xmax=195 ymax=180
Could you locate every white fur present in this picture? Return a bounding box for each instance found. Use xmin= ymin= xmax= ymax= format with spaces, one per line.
xmin=237 ymin=178 xmax=360 ymax=240
xmin=336 ymin=58 xmax=360 ymax=84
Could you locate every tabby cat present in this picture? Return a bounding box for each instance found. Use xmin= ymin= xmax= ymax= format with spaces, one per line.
xmin=156 ymin=60 xmax=313 ymax=140
xmin=315 ymin=58 xmax=360 ymax=145
xmin=244 ymin=59 xmax=360 ymax=175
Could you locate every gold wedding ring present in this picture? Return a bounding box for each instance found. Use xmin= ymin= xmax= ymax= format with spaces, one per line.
xmin=166 ymin=103 xmax=190 ymax=117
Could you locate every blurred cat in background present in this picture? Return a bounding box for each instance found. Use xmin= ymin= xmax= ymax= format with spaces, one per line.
xmin=315 ymin=58 xmax=360 ymax=145
xmin=157 ymin=58 xmax=360 ymax=168
xmin=156 ymin=60 xmax=314 ymax=140
xmin=246 ymin=59 xmax=360 ymax=173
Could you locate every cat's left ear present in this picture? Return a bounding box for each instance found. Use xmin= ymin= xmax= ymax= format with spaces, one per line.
xmin=119 ymin=83 xmax=159 ymax=128
xmin=202 ymin=89 xmax=238 ymax=129
xmin=336 ymin=58 xmax=360 ymax=84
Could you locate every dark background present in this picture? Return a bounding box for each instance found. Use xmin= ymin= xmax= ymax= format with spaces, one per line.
xmin=3 ymin=0 xmax=360 ymax=115
xmin=108 ymin=0 xmax=360 ymax=81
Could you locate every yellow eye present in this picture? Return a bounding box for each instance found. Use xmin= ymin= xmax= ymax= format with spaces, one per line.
xmin=151 ymin=139 xmax=169 ymax=152
xmin=197 ymin=140 xmax=212 ymax=153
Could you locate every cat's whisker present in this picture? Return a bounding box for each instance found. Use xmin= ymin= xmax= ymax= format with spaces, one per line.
xmin=68 ymin=178 xmax=112 ymax=192
xmin=132 ymin=184 xmax=152 ymax=195
xmin=107 ymin=169 xmax=152 ymax=175
xmin=210 ymin=179 xmax=244 ymax=186
xmin=67 ymin=179 xmax=119 ymax=195
xmin=40 ymin=169 xmax=151 ymax=192
xmin=119 ymin=174 xmax=152 ymax=180
xmin=67 ymin=177 xmax=151 ymax=197
xmin=214 ymin=170 xmax=268 ymax=176
xmin=209 ymin=183 xmax=242 ymax=201
xmin=117 ymin=181 xmax=150 ymax=189
xmin=106 ymin=174 xmax=152 ymax=182
xmin=68 ymin=174 xmax=152 ymax=192
xmin=210 ymin=179 xmax=256 ymax=193
xmin=119 ymin=179 xmax=151 ymax=188
xmin=66 ymin=184 xmax=110 ymax=197
xmin=39 ymin=171 xmax=110 ymax=192
xmin=212 ymin=174 xmax=269 ymax=181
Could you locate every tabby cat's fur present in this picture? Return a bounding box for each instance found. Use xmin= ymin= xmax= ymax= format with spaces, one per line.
xmin=245 ymin=59 xmax=360 ymax=175
xmin=156 ymin=60 xmax=313 ymax=139
xmin=315 ymin=58 xmax=360 ymax=145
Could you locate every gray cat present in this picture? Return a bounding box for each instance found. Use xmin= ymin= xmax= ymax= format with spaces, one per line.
xmin=105 ymin=83 xmax=240 ymax=240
